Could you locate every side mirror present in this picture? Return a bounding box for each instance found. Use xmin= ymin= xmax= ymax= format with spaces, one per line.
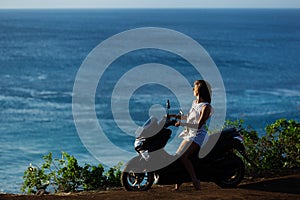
xmin=179 ymin=109 xmax=184 ymax=116
xmin=166 ymin=100 xmax=170 ymax=109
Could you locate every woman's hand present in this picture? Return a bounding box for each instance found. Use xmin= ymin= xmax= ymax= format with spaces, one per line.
xmin=175 ymin=121 xmax=180 ymax=127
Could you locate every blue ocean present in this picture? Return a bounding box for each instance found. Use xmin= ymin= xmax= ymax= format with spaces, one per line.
xmin=0 ymin=9 xmax=299 ymax=194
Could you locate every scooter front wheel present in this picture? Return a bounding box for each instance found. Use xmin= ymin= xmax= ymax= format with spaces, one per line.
xmin=121 ymin=170 xmax=154 ymax=191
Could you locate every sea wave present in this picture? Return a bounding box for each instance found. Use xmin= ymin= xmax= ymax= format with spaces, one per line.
xmin=245 ymin=88 xmax=300 ymax=97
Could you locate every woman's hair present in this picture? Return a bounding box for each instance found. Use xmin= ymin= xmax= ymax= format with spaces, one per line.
xmin=194 ymin=80 xmax=212 ymax=103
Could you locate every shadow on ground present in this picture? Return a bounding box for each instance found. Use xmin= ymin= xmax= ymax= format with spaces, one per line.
xmin=239 ymin=175 xmax=300 ymax=195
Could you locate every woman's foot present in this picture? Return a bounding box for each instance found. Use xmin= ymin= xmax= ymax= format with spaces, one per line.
xmin=172 ymin=183 xmax=181 ymax=191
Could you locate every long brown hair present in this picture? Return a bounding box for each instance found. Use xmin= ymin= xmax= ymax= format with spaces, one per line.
xmin=194 ymin=80 xmax=212 ymax=103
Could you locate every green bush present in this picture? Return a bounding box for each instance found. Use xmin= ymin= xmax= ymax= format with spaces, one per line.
xmin=55 ymin=152 xmax=82 ymax=192
xmin=105 ymin=162 xmax=122 ymax=187
xmin=224 ymin=118 xmax=300 ymax=176
xmin=21 ymin=163 xmax=50 ymax=194
xmin=21 ymin=152 xmax=123 ymax=194
xmin=81 ymin=164 xmax=106 ymax=191
xmin=263 ymin=119 xmax=300 ymax=169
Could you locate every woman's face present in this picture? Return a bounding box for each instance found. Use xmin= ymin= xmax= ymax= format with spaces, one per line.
xmin=193 ymin=83 xmax=200 ymax=97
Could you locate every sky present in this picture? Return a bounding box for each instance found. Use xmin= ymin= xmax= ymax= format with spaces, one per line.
xmin=1 ymin=0 xmax=300 ymax=9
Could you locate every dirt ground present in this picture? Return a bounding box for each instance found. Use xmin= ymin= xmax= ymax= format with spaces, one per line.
xmin=1 ymin=174 xmax=299 ymax=200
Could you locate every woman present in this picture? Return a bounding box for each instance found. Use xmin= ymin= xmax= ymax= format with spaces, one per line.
xmin=170 ymin=80 xmax=213 ymax=190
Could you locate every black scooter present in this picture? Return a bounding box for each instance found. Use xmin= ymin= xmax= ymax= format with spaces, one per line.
xmin=121 ymin=100 xmax=250 ymax=191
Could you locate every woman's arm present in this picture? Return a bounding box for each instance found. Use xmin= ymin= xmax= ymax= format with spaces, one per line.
xmin=175 ymin=105 xmax=211 ymax=129
xmin=196 ymin=104 xmax=211 ymax=129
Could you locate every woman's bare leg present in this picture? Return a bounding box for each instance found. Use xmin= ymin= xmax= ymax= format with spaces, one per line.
xmin=180 ymin=141 xmax=201 ymax=190
xmin=174 ymin=140 xmax=201 ymax=190
xmin=176 ymin=139 xmax=189 ymax=155
xmin=173 ymin=140 xmax=189 ymax=190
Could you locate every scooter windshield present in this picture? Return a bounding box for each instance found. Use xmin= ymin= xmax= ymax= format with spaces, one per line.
xmin=135 ymin=116 xmax=160 ymax=138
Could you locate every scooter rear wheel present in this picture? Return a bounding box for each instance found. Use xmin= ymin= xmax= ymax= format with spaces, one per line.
xmin=215 ymin=155 xmax=245 ymax=188
xmin=121 ymin=170 xmax=154 ymax=191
